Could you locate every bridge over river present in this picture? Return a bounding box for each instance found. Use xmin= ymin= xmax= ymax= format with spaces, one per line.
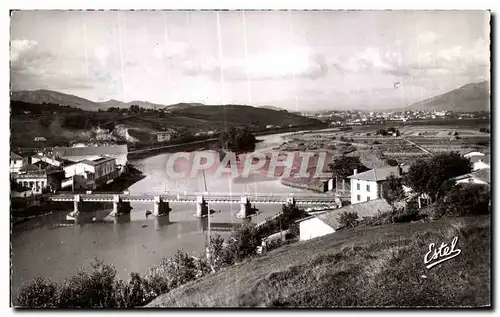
xmin=47 ymin=192 xmax=341 ymax=219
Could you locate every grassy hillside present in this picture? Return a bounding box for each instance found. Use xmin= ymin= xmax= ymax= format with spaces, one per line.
xmin=10 ymin=100 xmax=321 ymax=149
xmin=173 ymin=105 xmax=320 ymax=127
xmin=147 ymin=215 xmax=490 ymax=307
xmin=407 ymin=81 xmax=490 ymax=112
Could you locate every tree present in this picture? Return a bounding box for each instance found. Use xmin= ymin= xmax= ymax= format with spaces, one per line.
xmin=328 ymin=156 xmax=369 ymax=192
xmin=224 ymin=223 xmax=262 ymax=263
xmin=207 ymin=235 xmax=226 ymax=272
xmin=114 ymin=273 xmax=148 ymax=308
xmin=16 ymin=277 xmax=58 ymax=308
xmin=405 ymin=152 xmax=472 ymax=203
xmin=218 ymin=126 xmax=256 ymax=152
xmin=436 ymin=184 xmax=490 ymax=218
xmin=376 ymin=128 xmax=388 ymax=136
xmin=58 ymin=258 xmax=118 ymax=308
xmin=382 ymin=174 xmax=406 ymax=223
xmin=338 ymin=211 xmax=359 ymax=229
xmin=386 ymin=158 xmax=399 ymax=167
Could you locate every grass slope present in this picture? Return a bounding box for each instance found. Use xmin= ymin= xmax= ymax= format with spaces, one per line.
xmin=147 ymin=215 xmax=490 ymax=308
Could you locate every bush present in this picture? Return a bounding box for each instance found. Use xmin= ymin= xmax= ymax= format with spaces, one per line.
xmin=16 ymin=277 xmax=58 ymax=308
xmin=373 ymin=140 xmax=381 ymax=145
xmin=338 ymin=211 xmax=359 ymax=229
xmin=376 ymin=129 xmax=388 ymax=136
xmin=57 ymin=259 xmax=118 ymax=308
xmin=114 ymin=273 xmax=150 ymax=308
xmin=436 ymin=184 xmax=490 ymax=218
xmin=386 ymin=158 xmax=398 ymax=166
xmin=145 ymin=251 xmax=198 ymax=296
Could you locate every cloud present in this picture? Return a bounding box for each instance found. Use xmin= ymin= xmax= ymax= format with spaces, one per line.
xmin=223 ymin=47 xmax=328 ymax=80
xmin=417 ymin=31 xmax=439 ymax=43
xmin=10 ymin=39 xmax=39 ymax=62
xmin=151 ymin=42 xmax=328 ymax=81
xmin=332 ymin=38 xmax=489 ymax=81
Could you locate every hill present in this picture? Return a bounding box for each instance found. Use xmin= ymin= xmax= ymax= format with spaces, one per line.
xmin=406 ymin=81 xmax=490 ymax=112
xmin=165 ymin=102 xmax=205 ymax=111
xmin=147 ymin=215 xmax=490 ymax=307
xmin=172 ymin=105 xmax=319 ymax=127
xmin=10 ymin=100 xmax=322 ymax=148
xmin=98 ymin=99 xmax=167 ymax=110
xmin=261 ymin=105 xmax=286 ymax=111
xmin=11 ymin=90 xmax=102 ymax=111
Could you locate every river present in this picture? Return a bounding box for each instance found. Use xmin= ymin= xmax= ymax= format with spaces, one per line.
xmin=10 ymin=132 xmax=314 ymax=299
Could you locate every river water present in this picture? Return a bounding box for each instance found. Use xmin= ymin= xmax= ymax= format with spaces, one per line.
xmin=11 ymin=132 xmax=315 ymax=298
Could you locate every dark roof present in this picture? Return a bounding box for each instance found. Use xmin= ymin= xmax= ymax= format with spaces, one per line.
xmin=11 ymin=152 xmax=23 ymax=160
xmin=452 ymin=168 xmax=491 ymax=184
xmin=79 ymin=157 xmax=115 ymax=166
xmin=53 ymin=145 xmax=128 ymax=157
xmin=348 ymin=166 xmax=409 ymax=182
xmin=308 ymin=199 xmax=405 ymax=230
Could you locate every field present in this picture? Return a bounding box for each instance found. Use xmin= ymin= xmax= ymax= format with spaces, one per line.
xmin=147 ymin=215 xmax=490 ymax=307
xmin=278 ymin=122 xmax=490 ymax=167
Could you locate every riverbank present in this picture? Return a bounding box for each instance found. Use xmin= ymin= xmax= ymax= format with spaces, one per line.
xmin=10 ymin=164 xmax=145 ymax=227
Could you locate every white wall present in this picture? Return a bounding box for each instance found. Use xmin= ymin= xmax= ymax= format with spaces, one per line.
xmin=473 ymin=161 xmax=490 ymax=171
xmin=64 ymin=163 xmax=96 ymax=178
xmin=456 ymin=178 xmax=488 ymax=185
xmin=299 ymin=218 xmax=335 ymax=241
xmin=350 ymin=179 xmax=379 ymax=205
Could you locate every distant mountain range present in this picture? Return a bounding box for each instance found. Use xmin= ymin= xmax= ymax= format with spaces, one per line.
xmin=10 ymin=89 xmax=204 ymax=111
xmin=10 ymin=90 xmax=284 ymax=112
xmin=11 ymin=80 xmax=490 ymax=113
xmin=405 ymin=81 xmax=490 ymax=112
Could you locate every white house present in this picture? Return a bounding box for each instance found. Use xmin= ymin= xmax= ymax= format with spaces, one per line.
xmin=452 ymin=169 xmax=490 ymax=186
xmin=10 ymin=152 xmax=29 ymax=173
xmin=298 ymin=199 xmax=400 ymax=241
xmin=347 ymin=166 xmax=409 ymax=205
xmin=53 ymin=145 xmax=128 ymax=172
xmin=63 ymin=156 xmax=118 ymax=190
xmin=468 ymin=155 xmax=490 ymax=171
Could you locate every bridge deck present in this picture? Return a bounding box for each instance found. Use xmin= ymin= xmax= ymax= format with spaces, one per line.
xmin=47 ymin=192 xmax=338 ymax=204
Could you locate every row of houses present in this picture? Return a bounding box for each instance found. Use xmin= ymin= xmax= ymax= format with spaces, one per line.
xmin=296 ymin=150 xmax=490 ymax=242
xmin=10 ymin=145 xmax=128 ymax=196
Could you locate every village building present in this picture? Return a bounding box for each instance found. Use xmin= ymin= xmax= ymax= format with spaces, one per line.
xmin=452 ymin=169 xmax=490 ymax=186
xmin=347 ymin=165 xmax=409 ymax=205
xmin=62 ymin=156 xmax=118 ymax=190
xmin=469 ymin=155 xmax=490 ymax=171
xmin=53 ymin=144 xmax=128 ymax=173
xmin=10 ymin=152 xmax=29 ymax=173
xmin=157 ymin=129 xmax=177 ymax=142
xmin=297 ymin=199 xmax=404 ymax=241
xmin=31 ymin=154 xmax=66 ymax=167
xmin=13 ymin=164 xmax=65 ymax=194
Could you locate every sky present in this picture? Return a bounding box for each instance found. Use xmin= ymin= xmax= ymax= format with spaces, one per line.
xmin=10 ymin=10 xmax=490 ymax=111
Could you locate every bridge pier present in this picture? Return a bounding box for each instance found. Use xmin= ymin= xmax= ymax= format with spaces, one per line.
xmin=110 ymin=194 xmax=131 ymax=217
xmin=153 ymin=195 xmax=171 ymax=217
xmin=195 ymin=195 xmax=208 ymax=218
xmin=69 ymin=194 xmax=82 ymax=217
xmin=236 ymin=196 xmax=254 ymax=219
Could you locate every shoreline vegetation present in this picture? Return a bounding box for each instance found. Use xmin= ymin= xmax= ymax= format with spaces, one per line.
xmin=13 ymin=150 xmax=491 ymax=307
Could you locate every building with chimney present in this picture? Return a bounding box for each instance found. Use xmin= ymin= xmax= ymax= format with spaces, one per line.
xmin=347 ymin=165 xmax=409 ymax=205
